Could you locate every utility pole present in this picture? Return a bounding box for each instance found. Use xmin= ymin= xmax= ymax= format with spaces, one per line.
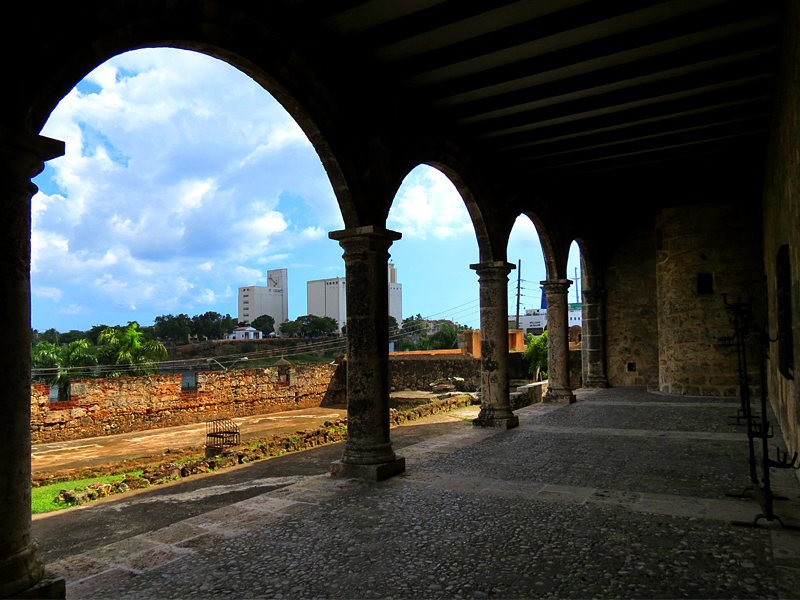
xmin=515 ymin=259 xmax=521 ymax=329
xmin=575 ymin=267 xmax=580 ymax=303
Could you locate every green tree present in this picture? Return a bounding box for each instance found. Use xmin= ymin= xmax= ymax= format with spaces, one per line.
xmin=429 ymin=322 xmax=458 ymax=350
xmin=97 ymin=323 xmax=168 ymax=377
xmin=280 ymin=320 xmax=302 ymax=336
xmin=388 ymin=315 xmax=399 ymax=332
xmin=251 ymin=314 xmax=275 ymax=334
xmin=522 ymin=331 xmax=548 ymax=381
xmin=154 ymin=314 xmax=192 ymax=344
xmin=41 ymin=328 xmax=60 ymax=345
xmin=32 ymin=339 xmax=97 ymax=401
xmin=402 ymin=313 xmax=424 ymax=331
xmin=85 ymin=324 xmax=110 ymax=346
xmin=309 ymin=315 xmax=337 ymax=336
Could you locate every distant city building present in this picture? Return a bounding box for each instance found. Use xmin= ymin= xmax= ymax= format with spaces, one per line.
xmin=307 ymin=263 xmax=403 ymax=332
xmin=307 ymin=277 xmax=346 ymax=332
xmin=226 ymin=326 xmax=262 ymax=340
xmin=238 ymin=268 xmax=288 ymax=331
xmin=509 ymin=304 xmax=582 ymax=336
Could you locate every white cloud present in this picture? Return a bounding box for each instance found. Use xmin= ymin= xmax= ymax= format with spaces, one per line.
xmin=257 ymin=253 xmax=291 ymax=265
xmin=33 ymin=286 xmax=63 ymax=302
xmin=234 ymin=266 xmax=263 ymax=282
xmin=388 ymin=165 xmax=474 ymax=239
xmin=32 ymin=48 xmax=345 ymax=329
xmin=59 ymin=304 xmax=90 ymax=315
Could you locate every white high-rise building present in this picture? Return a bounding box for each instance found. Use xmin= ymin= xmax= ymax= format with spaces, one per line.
xmin=307 ymin=263 xmax=402 ymax=332
xmin=238 ymin=268 xmax=288 ymax=331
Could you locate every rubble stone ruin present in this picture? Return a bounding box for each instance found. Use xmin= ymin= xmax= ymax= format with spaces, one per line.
xmin=2 ymin=1 xmax=799 ymax=596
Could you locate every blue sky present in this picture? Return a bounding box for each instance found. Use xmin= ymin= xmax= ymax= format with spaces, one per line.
xmin=32 ymin=48 xmax=580 ymax=333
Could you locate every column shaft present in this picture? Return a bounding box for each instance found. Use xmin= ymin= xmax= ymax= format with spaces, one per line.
xmin=0 ymin=128 xmax=64 ymax=598
xmin=328 ymin=226 xmax=405 ymax=481
xmin=471 ymin=262 xmax=519 ymax=429
xmin=542 ymin=279 xmax=576 ymax=403
xmin=582 ymin=288 xmax=609 ymax=388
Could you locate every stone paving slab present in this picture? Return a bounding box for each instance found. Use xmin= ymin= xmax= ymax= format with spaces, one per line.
xmin=526 ymin=402 xmax=749 ymax=433
xmin=419 ymin=430 xmax=751 ymax=499
xmin=40 ymin=388 xmax=800 ymax=599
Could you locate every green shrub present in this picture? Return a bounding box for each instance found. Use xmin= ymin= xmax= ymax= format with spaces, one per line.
xmin=522 ymin=331 xmax=548 ymax=380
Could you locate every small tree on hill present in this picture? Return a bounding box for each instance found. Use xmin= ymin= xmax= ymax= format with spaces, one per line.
xmin=251 ymin=314 xmax=275 ymax=334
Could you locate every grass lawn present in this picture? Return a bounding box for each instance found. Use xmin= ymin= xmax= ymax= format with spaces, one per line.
xmin=32 ymin=471 xmax=142 ymax=514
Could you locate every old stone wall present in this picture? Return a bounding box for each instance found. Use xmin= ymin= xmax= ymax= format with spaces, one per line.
xmin=569 ymin=349 xmax=582 ymax=388
xmin=762 ymin=0 xmax=800 ymax=457
xmin=388 ymin=354 xmax=481 ymax=392
xmin=605 ymin=228 xmax=659 ymax=387
xmin=656 ymin=204 xmax=763 ymax=396
xmin=30 ymin=364 xmax=344 ymax=443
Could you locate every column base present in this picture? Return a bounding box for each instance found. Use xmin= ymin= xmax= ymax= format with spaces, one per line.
xmin=473 ymin=415 xmax=519 ymax=429
xmin=584 ymin=377 xmax=609 ymax=388
xmin=330 ymin=457 xmax=405 ymax=481
xmin=8 ymin=572 xmax=65 ymax=599
xmin=543 ymin=389 xmax=576 ymax=404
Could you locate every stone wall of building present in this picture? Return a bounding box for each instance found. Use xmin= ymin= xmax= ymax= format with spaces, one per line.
xmin=569 ymin=348 xmax=582 ymax=388
xmin=605 ymin=228 xmax=659 ymax=387
xmin=388 ymin=354 xmax=481 ymax=392
xmin=656 ymin=204 xmax=763 ymax=396
xmin=762 ymin=0 xmax=800 ymax=458
xmin=30 ymin=364 xmax=344 ymax=443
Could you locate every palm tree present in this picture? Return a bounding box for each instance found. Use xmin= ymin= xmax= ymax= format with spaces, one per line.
xmin=32 ymin=339 xmax=97 ymax=401
xmin=97 ymin=323 xmax=168 ymax=377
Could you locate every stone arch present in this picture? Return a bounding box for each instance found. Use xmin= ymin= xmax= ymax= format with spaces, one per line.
xmin=517 ymin=211 xmax=560 ymax=282
xmin=391 ymin=144 xmax=499 ymax=263
xmin=573 ymin=237 xmax=599 ymax=291
xmin=19 ymin=5 xmax=364 ymax=226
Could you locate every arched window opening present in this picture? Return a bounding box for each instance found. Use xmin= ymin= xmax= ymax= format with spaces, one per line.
xmin=385 ymin=164 xmax=481 ymax=356
xmin=30 ymin=48 xmax=346 ymax=392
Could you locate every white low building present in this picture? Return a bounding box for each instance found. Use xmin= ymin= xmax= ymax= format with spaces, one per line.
xmin=510 ymin=303 xmax=583 ymax=336
xmin=226 ymin=326 xmax=262 ymax=340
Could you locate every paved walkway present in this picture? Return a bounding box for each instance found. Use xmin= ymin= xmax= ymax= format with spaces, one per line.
xmin=33 ymin=388 xmax=800 ymax=599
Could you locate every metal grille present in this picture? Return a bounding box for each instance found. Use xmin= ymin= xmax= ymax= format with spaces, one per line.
xmin=205 ymin=418 xmax=240 ymax=449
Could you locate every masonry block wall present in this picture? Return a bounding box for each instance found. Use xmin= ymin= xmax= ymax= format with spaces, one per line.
xmin=388 ymin=354 xmax=481 ymax=392
xmin=656 ymin=204 xmax=763 ymax=396
xmin=605 ymin=228 xmax=659 ymax=387
xmin=762 ymin=0 xmax=800 ymax=457
xmin=30 ymin=364 xmax=343 ymax=443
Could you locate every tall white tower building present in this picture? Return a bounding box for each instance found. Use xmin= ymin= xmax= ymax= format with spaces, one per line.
xmin=307 ymin=263 xmax=402 ymax=332
xmin=238 ymin=268 xmax=288 ymax=331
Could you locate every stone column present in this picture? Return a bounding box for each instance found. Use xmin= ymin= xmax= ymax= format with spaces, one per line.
xmin=471 ymin=261 xmax=519 ymax=429
xmin=0 ymin=128 xmax=65 ymax=599
xmin=582 ymin=288 xmax=609 ymax=388
xmin=328 ymin=226 xmax=405 ymax=481
xmin=542 ymin=279 xmax=576 ymax=403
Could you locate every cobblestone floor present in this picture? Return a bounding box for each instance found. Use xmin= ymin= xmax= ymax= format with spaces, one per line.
xmin=40 ymin=388 xmax=800 ymax=599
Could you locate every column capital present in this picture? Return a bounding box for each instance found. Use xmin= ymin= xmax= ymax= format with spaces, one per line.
xmin=470 ymin=261 xmax=515 ymax=273
xmin=540 ymin=278 xmax=572 ymax=296
xmin=582 ymin=288 xmax=606 ymax=303
xmin=0 ymin=127 xmax=64 ymax=160
xmin=329 ymin=225 xmax=401 ymax=243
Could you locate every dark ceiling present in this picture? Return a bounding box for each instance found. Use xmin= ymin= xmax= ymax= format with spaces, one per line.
xmin=302 ymin=0 xmax=781 ymax=187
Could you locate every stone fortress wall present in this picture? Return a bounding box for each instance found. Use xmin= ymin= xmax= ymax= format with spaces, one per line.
xmin=30 ymin=354 xmax=489 ymax=444
xmin=31 ymin=364 xmax=345 ymax=444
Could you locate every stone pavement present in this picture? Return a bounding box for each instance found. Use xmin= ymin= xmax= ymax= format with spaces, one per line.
xmin=34 ymin=388 xmax=800 ymax=599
